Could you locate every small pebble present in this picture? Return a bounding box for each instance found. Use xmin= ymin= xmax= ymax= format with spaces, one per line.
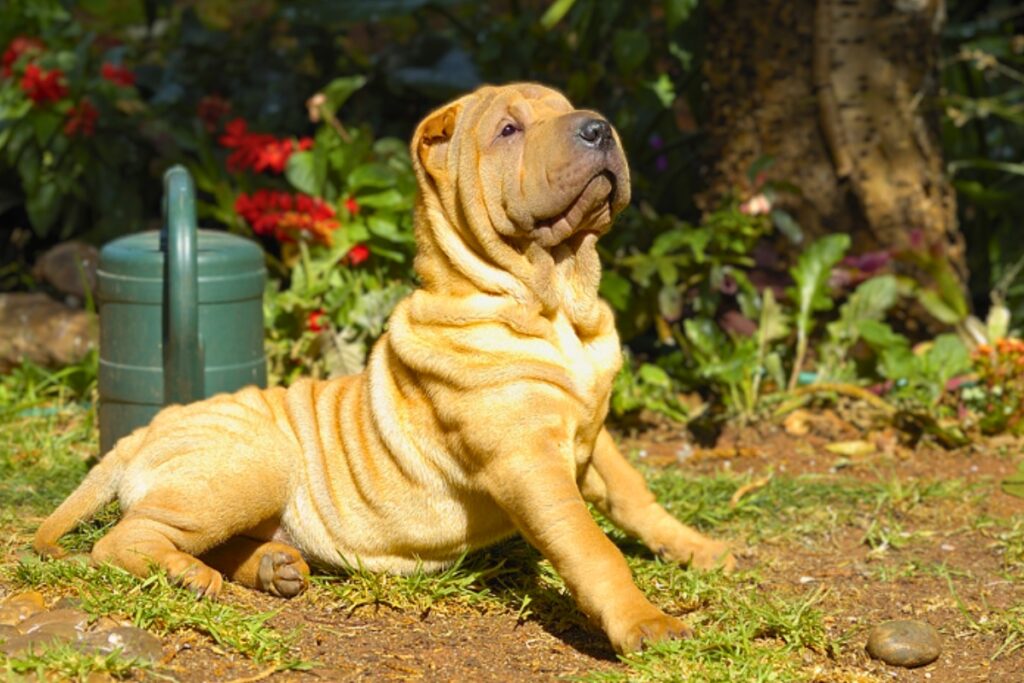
xmin=866 ymin=619 xmax=941 ymax=668
xmin=1 ymin=630 xmax=73 ymax=656
xmin=77 ymin=626 xmax=163 ymax=661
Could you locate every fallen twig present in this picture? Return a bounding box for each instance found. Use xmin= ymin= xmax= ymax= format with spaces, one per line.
xmin=730 ymin=472 xmax=773 ymax=507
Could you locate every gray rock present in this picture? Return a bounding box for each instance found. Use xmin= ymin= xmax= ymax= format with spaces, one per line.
xmin=0 ymin=630 xmax=73 ymax=656
xmin=77 ymin=626 xmax=163 ymax=661
xmin=32 ymin=240 xmax=99 ymax=302
xmin=19 ymin=608 xmax=91 ymax=634
xmin=0 ymin=292 xmax=97 ymax=372
xmin=866 ymin=619 xmax=941 ymax=668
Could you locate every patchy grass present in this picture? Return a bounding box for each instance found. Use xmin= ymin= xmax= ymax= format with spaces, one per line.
xmin=2 ymin=357 xmax=1023 ymax=679
xmin=2 ymin=642 xmax=153 ymax=682
xmin=7 ymin=557 xmax=309 ymax=669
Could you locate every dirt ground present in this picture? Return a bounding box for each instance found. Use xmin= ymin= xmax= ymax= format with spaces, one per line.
xmin=5 ymin=416 xmax=1024 ymax=682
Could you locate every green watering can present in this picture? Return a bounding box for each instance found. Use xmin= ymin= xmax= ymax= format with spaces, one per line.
xmin=97 ymin=165 xmax=267 ymax=453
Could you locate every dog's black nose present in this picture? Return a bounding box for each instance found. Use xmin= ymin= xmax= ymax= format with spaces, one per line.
xmin=578 ymin=118 xmax=612 ymax=149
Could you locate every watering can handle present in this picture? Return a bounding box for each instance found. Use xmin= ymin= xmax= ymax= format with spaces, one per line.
xmin=163 ymin=165 xmax=203 ymax=404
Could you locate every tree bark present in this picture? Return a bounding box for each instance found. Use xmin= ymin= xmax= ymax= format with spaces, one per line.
xmin=700 ymin=0 xmax=965 ymax=282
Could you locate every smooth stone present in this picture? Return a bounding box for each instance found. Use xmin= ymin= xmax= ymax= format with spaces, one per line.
xmin=91 ymin=616 xmax=123 ymax=632
xmin=19 ymin=608 xmax=91 ymax=634
xmin=866 ymin=619 xmax=941 ymax=668
xmin=31 ymin=622 xmax=81 ymax=641
xmin=2 ymin=591 xmax=45 ymax=609
xmin=77 ymin=626 xmax=163 ymax=661
xmin=0 ymin=630 xmax=73 ymax=656
xmin=0 ymin=293 xmax=97 ymax=372
xmin=32 ymin=240 xmax=100 ymax=301
xmin=0 ymin=602 xmax=45 ymax=626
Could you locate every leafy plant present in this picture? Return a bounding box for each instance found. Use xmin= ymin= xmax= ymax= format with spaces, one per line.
xmin=610 ymin=353 xmax=690 ymax=423
xmin=0 ymin=1 xmax=151 ymax=242
xmin=786 ymin=234 xmax=850 ymax=389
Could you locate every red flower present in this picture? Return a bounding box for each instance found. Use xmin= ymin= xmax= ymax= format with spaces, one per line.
xmin=20 ymin=63 xmax=67 ymax=104
xmin=345 ymin=197 xmax=359 ymax=215
xmin=219 ymin=118 xmax=311 ymax=174
xmin=347 ymin=244 xmax=370 ymax=265
xmin=64 ymin=99 xmax=98 ymax=137
xmin=234 ymin=190 xmax=340 ymax=244
xmin=2 ymin=36 xmax=44 ymax=78
xmin=307 ymin=309 xmax=327 ymax=333
xmin=197 ymin=95 xmax=231 ymax=132
xmin=254 ymin=138 xmax=295 ymax=174
xmin=100 ymin=62 xmax=134 ymax=87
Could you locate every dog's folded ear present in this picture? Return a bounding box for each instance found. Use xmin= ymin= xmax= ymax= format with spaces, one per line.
xmin=412 ymin=103 xmax=461 ymax=184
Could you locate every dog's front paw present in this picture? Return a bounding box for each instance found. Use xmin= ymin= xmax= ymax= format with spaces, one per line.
xmin=610 ymin=611 xmax=692 ymax=654
xmin=687 ymin=539 xmax=735 ymax=572
xmin=658 ymin=536 xmax=735 ymax=573
xmin=257 ymin=550 xmax=309 ymax=598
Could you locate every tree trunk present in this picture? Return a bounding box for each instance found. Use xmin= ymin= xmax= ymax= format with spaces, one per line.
xmin=700 ymin=0 xmax=965 ymax=282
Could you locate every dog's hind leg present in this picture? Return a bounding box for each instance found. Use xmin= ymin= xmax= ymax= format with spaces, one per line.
xmin=201 ymin=537 xmax=310 ymax=598
xmin=91 ymin=514 xmax=225 ymax=597
xmin=90 ymin=438 xmax=294 ymax=597
xmin=581 ymin=428 xmax=735 ymax=571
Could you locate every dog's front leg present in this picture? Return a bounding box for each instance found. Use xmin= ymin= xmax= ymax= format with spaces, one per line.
xmin=481 ymin=448 xmax=690 ymax=654
xmin=581 ymin=428 xmax=735 ymax=570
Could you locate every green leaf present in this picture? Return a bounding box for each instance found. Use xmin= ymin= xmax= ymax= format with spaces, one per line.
xmin=32 ymin=110 xmax=62 ymax=145
xmin=658 ymin=284 xmax=683 ymax=320
xmin=647 ymin=74 xmax=675 ymax=108
xmin=830 ymin=275 xmax=900 ymax=342
xmin=787 ymin=234 xmax=850 ymax=385
xmin=366 ymin=215 xmax=410 ymax=243
xmin=665 ymin=0 xmax=697 ymax=30
xmin=348 ymin=163 xmax=397 ymax=191
xmin=789 ymin=234 xmax=850 ymax=319
xmin=320 ymin=75 xmax=368 ymax=120
xmin=1002 ymin=463 xmax=1024 ymax=500
xmin=25 ymin=182 xmax=61 ymax=237
xmin=357 ymin=189 xmax=409 ymax=211
xmin=949 ymin=158 xmax=1024 ymax=177
xmin=922 ymin=334 xmax=970 ymax=387
xmin=599 ymin=271 xmax=631 ymax=311
xmin=758 ymin=288 xmax=789 ymax=345
xmin=917 ymin=290 xmax=963 ymax=325
xmin=285 ymin=151 xmax=318 ymax=195
xmin=638 ymin=363 xmax=671 ymax=388
xmin=859 ymin=319 xmax=908 ymax=350
xmin=540 ymin=0 xmax=578 ymax=30
xmin=612 ymin=29 xmax=650 ymax=73
xmin=770 ymin=208 xmax=803 ymax=244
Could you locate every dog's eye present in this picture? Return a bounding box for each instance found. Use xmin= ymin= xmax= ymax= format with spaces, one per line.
xmin=500 ymin=123 xmax=519 ymax=137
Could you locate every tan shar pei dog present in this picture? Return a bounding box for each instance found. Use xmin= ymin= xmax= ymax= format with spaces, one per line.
xmin=35 ymin=83 xmax=733 ymax=653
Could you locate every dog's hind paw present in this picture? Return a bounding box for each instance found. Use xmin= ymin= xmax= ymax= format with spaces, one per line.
xmin=257 ymin=550 xmax=309 ymax=598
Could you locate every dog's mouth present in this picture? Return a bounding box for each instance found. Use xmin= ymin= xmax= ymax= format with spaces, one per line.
xmin=531 ymin=172 xmax=617 ymax=248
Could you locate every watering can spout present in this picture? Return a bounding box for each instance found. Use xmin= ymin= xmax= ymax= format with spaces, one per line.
xmin=162 ymin=165 xmax=204 ymax=404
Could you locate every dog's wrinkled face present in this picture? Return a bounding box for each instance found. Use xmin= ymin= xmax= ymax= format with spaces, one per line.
xmin=415 ymin=83 xmax=631 ymax=251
